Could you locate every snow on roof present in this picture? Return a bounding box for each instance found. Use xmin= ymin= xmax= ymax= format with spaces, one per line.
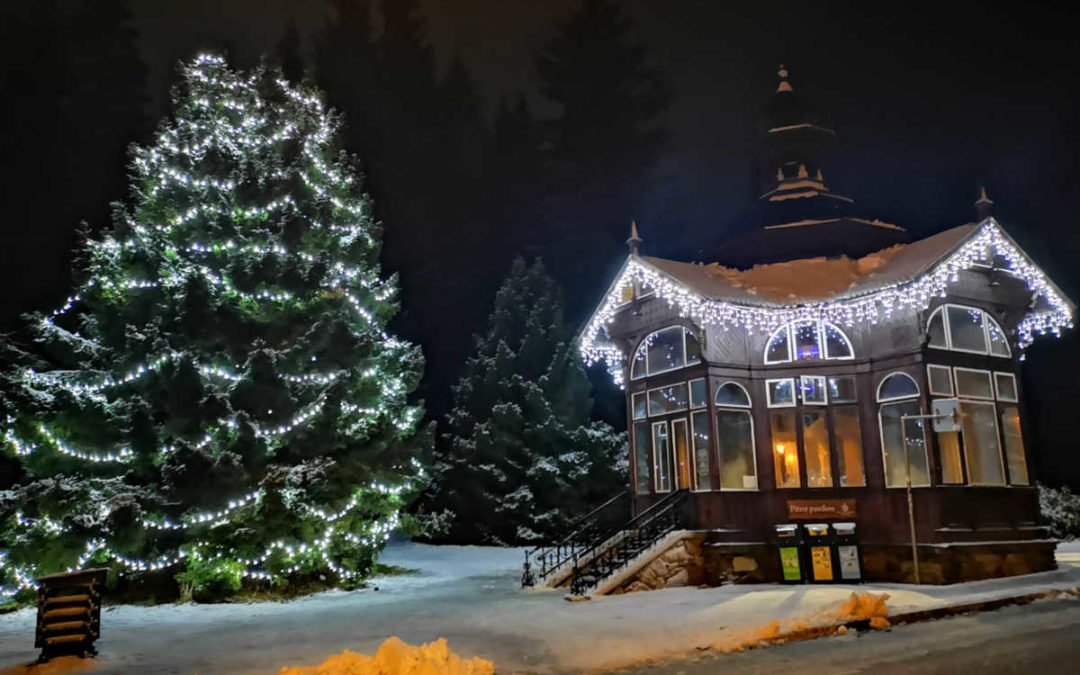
xmin=639 ymin=224 xmax=978 ymax=306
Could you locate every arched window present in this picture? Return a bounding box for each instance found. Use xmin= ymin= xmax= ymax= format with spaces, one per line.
xmin=876 ymin=372 xmax=919 ymax=402
xmin=714 ymin=381 xmax=757 ymax=490
xmin=630 ymin=326 xmax=702 ymax=379
xmin=764 ymin=320 xmax=854 ymax=364
xmin=714 ymin=381 xmax=751 ymax=408
xmin=876 ymin=371 xmax=930 ymax=488
xmin=925 ymin=305 xmax=1011 ymax=357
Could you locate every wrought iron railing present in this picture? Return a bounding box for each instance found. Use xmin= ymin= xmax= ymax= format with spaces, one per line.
xmin=521 ymin=491 xmax=630 ymax=587
xmin=568 ymin=489 xmax=689 ymax=596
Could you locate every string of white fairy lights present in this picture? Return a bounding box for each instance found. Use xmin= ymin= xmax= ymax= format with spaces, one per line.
xmin=1 ymin=479 xmax=414 ymax=597
xmin=1 ymin=54 xmax=421 ymax=597
xmin=581 ymin=220 xmax=1074 ymax=385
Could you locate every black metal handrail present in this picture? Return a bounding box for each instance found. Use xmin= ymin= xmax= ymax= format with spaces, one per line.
xmin=568 ymin=489 xmax=689 ymax=596
xmin=521 ymin=491 xmax=630 ymax=587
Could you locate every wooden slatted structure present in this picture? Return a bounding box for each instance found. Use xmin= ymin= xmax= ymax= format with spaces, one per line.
xmin=35 ymin=568 xmax=108 ymax=661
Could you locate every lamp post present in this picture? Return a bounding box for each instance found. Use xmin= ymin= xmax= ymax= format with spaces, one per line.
xmin=901 ymin=400 xmax=961 ymax=585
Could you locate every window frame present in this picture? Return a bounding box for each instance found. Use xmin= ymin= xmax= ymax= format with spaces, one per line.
xmin=958 ymin=399 xmax=1007 ymax=486
xmin=953 ymin=366 xmax=995 ymax=401
xmin=689 ymin=377 xmax=708 ymax=409
xmin=994 ymin=372 xmax=1019 ymax=402
xmin=766 ymin=377 xmax=797 ymax=408
xmin=646 ymin=382 xmax=690 ymax=417
xmin=690 ymin=410 xmax=712 ymax=492
xmin=927 ymin=364 xmax=954 ymax=397
xmin=763 ymin=320 xmax=855 ymax=364
xmin=877 ymin=398 xmax=932 ymax=488
xmin=652 ymin=420 xmax=672 ymax=493
xmin=799 ymin=375 xmax=829 ymax=406
xmin=714 ymin=408 xmax=759 ymax=491
xmin=925 ymin=304 xmax=1012 ymax=358
xmin=630 ymin=325 xmax=703 ymax=380
xmin=715 ymin=381 xmax=752 ymax=408
xmin=876 ymin=371 xmax=921 ymax=403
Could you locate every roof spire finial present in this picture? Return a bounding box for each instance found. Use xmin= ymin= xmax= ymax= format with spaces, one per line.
xmin=777 ymin=63 xmax=793 ymax=92
xmin=627 ymin=220 xmax=642 ymax=255
xmin=975 ymin=183 xmax=994 ymax=221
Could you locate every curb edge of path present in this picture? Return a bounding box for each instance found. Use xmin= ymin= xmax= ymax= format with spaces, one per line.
xmin=761 ymin=585 xmax=1080 ymax=648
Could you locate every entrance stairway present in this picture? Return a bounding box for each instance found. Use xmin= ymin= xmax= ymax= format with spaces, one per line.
xmin=522 ymin=489 xmax=690 ymax=596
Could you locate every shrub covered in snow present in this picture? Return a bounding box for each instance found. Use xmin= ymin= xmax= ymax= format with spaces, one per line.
xmin=1038 ymin=483 xmax=1080 ymax=540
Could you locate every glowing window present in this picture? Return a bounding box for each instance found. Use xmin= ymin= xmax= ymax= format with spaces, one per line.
xmin=764 ymin=321 xmax=853 ymax=364
xmin=631 ymin=326 xmax=703 ymax=379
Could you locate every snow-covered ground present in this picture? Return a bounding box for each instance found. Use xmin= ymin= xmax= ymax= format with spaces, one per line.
xmin=2 ymin=541 xmax=1079 ymax=674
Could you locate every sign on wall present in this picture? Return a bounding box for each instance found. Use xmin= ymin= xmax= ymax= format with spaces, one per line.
xmin=787 ymin=498 xmax=857 ymax=520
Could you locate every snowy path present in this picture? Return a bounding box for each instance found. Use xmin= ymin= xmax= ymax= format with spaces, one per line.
xmin=2 ymin=541 xmax=1080 ymax=674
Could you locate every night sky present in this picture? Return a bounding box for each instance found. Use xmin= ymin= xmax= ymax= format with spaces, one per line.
xmin=5 ymin=1 xmax=1080 ymax=483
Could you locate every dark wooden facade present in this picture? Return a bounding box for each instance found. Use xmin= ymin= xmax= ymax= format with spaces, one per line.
xmin=611 ymin=262 xmax=1047 ymax=563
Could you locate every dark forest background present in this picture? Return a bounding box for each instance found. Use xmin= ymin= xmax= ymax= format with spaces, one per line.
xmin=1 ymin=0 xmax=1078 ymax=487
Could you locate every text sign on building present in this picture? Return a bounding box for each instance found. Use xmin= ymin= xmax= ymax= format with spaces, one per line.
xmin=787 ymin=498 xmax=857 ymax=520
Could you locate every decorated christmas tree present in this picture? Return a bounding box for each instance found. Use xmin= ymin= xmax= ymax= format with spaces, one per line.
xmin=427 ymin=259 xmax=625 ymax=545
xmin=0 ymin=54 xmax=427 ymax=601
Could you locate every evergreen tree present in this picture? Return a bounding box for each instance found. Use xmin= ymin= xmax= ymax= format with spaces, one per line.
xmin=0 ymin=55 xmax=428 ymax=601
xmin=427 ymin=259 xmax=625 ymax=545
xmin=535 ymin=0 xmax=669 ymax=319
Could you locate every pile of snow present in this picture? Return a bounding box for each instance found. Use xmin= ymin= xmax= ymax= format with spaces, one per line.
xmin=709 ymin=591 xmax=891 ymax=654
xmin=277 ymin=637 xmax=493 ymax=675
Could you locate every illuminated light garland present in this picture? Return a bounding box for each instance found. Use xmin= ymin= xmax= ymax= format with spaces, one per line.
xmin=1 ymin=54 xmax=424 ymax=597
xmin=36 ymin=425 xmax=134 ymax=463
xmin=580 ymin=220 xmax=1074 ymax=385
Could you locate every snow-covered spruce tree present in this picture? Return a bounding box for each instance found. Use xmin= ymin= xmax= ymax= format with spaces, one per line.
xmin=427 ymin=258 xmax=625 ymax=545
xmin=0 ymin=54 xmax=428 ymax=601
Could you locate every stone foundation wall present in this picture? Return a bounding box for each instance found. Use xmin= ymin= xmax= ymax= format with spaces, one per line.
xmin=603 ymin=534 xmax=1056 ymax=594
xmin=861 ymin=542 xmax=1056 ymax=584
xmin=701 ymin=543 xmax=778 ymax=584
xmin=609 ymin=534 xmax=705 ymax=594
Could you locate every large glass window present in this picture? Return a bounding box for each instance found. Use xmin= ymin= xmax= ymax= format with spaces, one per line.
xmin=800 ymin=375 xmax=827 ymax=405
xmin=954 ymin=368 xmax=994 ymax=400
xmin=716 ymin=410 xmax=756 ymax=490
xmin=692 ymin=411 xmax=712 ymax=491
xmin=632 ymin=392 xmax=647 ymax=420
xmin=715 ymin=382 xmax=751 ymax=407
xmin=960 ymin=401 xmax=1005 ymax=485
xmin=926 ymin=305 xmax=1011 ymax=357
xmin=929 ymin=365 xmax=1023 ymax=486
xmin=927 ymin=364 xmax=954 ymax=396
xmin=801 ymin=411 xmax=832 ymax=487
xmin=767 ymin=378 xmax=796 ymax=407
xmin=877 ymin=372 xmax=919 ymax=401
xmin=879 ymin=400 xmax=931 ymax=488
xmin=995 ymin=372 xmax=1018 ymax=402
xmin=690 ymin=378 xmax=708 ymax=408
xmin=938 ymin=431 xmax=965 ymax=484
xmin=633 ymin=422 xmax=651 ymax=494
xmin=948 ymin=306 xmax=987 ymax=352
xmin=648 ymin=383 xmax=689 ymax=416
xmin=764 ymin=321 xmax=854 ymax=364
xmin=652 ymin=422 xmax=672 ymax=492
xmin=828 ymin=375 xmax=858 ymax=403
xmin=631 ymin=326 xmax=702 ymax=379
xmin=770 ymin=411 xmax=800 ymax=488
xmin=833 ymin=406 xmax=865 ymax=487
xmin=1000 ymin=405 xmax=1028 ymax=485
